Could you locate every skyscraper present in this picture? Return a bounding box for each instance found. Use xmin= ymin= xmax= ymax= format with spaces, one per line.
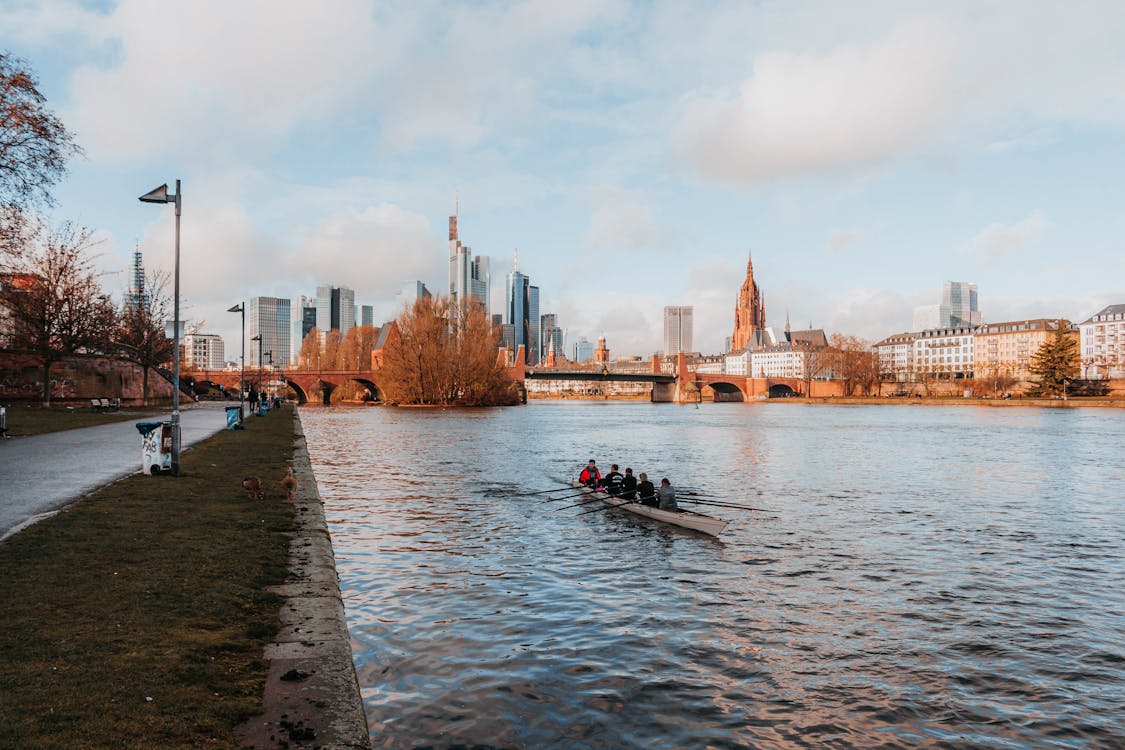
xmin=448 ymin=206 xmax=489 ymax=313
xmin=540 ymin=313 xmax=564 ymax=361
xmin=942 ymin=281 xmax=980 ymax=328
xmin=315 ymin=284 xmax=355 ymax=336
xmin=664 ymin=306 xmax=694 ymax=355
xmin=291 ymin=295 xmax=315 ymax=358
xmin=913 ymin=281 xmax=981 ymax=331
xmin=731 ymin=253 xmax=766 ymax=351
xmin=249 ymin=296 xmax=291 ymax=367
xmin=506 ymin=256 xmax=531 ymax=364
xmin=528 ymin=285 xmax=540 ymax=365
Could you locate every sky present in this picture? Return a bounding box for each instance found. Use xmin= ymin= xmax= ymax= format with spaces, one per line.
xmin=4 ymin=0 xmax=1125 ymax=358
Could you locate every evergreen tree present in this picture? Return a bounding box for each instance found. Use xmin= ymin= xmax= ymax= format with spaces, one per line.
xmin=1028 ymin=325 xmax=1079 ymax=396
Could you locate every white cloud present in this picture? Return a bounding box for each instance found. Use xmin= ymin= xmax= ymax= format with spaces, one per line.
xmin=63 ymin=0 xmax=387 ymax=162
xmin=675 ymin=20 xmax=961 ymax=183
xmin=585 ymin=187 xmax=668 ymax=252
xmin=965 ymin=212 xmax=1046 ymax=266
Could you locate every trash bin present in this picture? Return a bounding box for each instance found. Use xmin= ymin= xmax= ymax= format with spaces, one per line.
xmin=259 ymin=401 xmax=269 ymax=417
xmin=225 ymin=405 xmax=243 ymax=430
xmin=136 ymin=421 xmax=172 ymax=475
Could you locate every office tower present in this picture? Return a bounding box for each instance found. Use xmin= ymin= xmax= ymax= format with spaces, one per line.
xmin=506 ymin=258 xmax=531 ymax=363
xmin=360 ymin=305 xmax=373 ymax=327
xmin=528 ymin=285 xmax=540 ymax=365
xmin=396 ymin=280 xmax=432 ymax=309
xmin=540 ymin=313 xmax=564 ymax=361
xmin=731 ymin=253 xmax=766 ymax=351
xmin=315 ymin=284 xmax=355 ymax=335
xmin=664 ymin=305 xmax=694 ymax=355
xmin=448 ymin=206 xmax=490 ymax=313
xmin=183 ymin=333 xmax=225 ymax=370
xmin=471 ymin=256 xmax=489 ymax=314
xmin=248 ymin=296 xmax=292 ymax=367
xmin=574 ymin=336 xmax=594 ymax=363
xmin=913 ymin=281 xmax=981 ymax=331
xmin=942 ymin=281 xmax=980 ymax=327
xmin=291 ymin=295 xmax=315 ymax=357
xmin=123 ymin=244 xmax=148 ymax=311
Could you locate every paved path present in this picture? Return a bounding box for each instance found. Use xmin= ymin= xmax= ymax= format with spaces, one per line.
xmin=0 ymin=402 xmax=232 ymax=541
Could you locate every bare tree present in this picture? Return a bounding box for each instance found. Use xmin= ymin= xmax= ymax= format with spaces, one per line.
xmin=828 ymin=334 xmax=880 ymax=397
xmin=116 ymin=269 xmax=174 ymax=405
xmin=0 ymin=223 xmax=116 ymax=404
xmin=1 ymin=53 xmax=81 ymax=255
xmin=380 ymin=296 xmax=516 ymax=406
xmin=297 ymin=327 xmax=322 ymax=370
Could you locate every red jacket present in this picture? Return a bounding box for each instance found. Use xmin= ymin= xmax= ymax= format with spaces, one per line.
xmin=579 ymin=467 xmax=601 ymax=485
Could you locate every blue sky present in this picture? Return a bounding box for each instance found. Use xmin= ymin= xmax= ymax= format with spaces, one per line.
xmin=4 ymin=0 xmax=1124 ymax=357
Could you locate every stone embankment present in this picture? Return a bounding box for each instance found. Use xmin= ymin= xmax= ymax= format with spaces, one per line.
xmin=236 ymin=413 xmax=372 ymax=749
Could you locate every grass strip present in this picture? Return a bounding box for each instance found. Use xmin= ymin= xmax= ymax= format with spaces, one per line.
xmin=2 ymin=403 xmax=165 ymax=436
xmin=0 ymin=406 xmax=297 ymax=749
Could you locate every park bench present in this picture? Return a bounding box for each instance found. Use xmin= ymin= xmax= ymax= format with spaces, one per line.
xmin=90 ymin=398 xmax=120 ymax=413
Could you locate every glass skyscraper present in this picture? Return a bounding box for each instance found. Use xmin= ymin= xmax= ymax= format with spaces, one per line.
xmin=664 ymin=305 xmax=694 ymax=355
xmin=249 ymin=296 xmax=292 ymax=367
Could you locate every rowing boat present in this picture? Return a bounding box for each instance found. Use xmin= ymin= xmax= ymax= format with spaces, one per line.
xmin=570 ymin=481 xmax=730 ymax=537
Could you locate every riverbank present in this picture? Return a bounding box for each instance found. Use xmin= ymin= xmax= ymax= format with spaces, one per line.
xmin=0 ymin=406 xmax=368 ymax=749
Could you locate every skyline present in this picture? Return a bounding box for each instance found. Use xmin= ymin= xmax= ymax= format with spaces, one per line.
xmin=4 ymin=1 xmax=1124 ymax=356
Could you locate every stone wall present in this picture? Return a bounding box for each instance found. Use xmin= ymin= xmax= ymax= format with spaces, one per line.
xmin=0 ymin=353 xmax=175 ymax=404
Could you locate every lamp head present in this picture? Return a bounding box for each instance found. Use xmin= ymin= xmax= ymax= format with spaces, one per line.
xmin=227 ymin=304 xmax=243 ymax=313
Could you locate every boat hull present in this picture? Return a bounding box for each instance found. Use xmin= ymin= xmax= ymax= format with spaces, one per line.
xmin=570 ymin=481 xmax=729 ymax=537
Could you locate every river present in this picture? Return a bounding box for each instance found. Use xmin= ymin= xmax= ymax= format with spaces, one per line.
xmin=300 ymin=402 xmax=1124 ymax=749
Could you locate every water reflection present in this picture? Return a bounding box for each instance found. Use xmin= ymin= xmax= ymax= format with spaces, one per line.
xmin=302 ymin=402 xmax=1125 ymax=749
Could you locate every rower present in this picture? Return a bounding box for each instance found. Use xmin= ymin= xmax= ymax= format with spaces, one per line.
xmin=603 ymin=464 xmax=625 ymax=496
xmin=621 ymin=468 xmax=638 ymax=500
xmin=657 ymin=478 xmax=679 ymax=511
xmin=579 ymin=459 xmax=601 ymax=487
xmin=637 ymin=473 xmax=657 ymax=507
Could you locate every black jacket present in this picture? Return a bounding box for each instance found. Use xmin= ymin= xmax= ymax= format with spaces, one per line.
xmin=637 ymin=480 xmax=657 ymax=506
xmin=621 ymin=474 xmax=638 ymax=499
xmin=603 ymin=471 xmax=625 ymax=495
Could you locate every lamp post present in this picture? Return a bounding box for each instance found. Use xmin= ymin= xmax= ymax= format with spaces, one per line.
xmin=263 ymin=350 xmax=272 ymax=395
xmin=139 ymin=180 xmax=182 ymax=476
xmin=227 ymin=303 xmax=245 ymax=419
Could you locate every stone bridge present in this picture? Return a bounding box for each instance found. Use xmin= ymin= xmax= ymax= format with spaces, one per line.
xmin=186 ymin=351 xmax=840 ymax=405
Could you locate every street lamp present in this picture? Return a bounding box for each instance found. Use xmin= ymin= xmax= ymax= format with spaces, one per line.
xmin=227 ymin=303 xmax=245 ymax=419
xmin=139 ymin=180 xmax=182 ymax=476
xmin=262 ymin=350 xmax=272 ymax=395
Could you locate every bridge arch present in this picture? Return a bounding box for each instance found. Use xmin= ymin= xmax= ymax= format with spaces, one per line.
xmin=768 ymin=383 xmax=797 ymax=398
xmin=285 ymin=378 xmax=310 ymax=405
xmin=348 ymin=378 xmax=382 ymax=402
xmin=703 ymin=380 xmax=746 ymax=402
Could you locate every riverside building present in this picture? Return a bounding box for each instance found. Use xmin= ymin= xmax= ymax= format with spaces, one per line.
xmin=249 ymin=296 xmax=292 ymax=367
xmin=1079 ymin=304 xmax=1125 ymax=379
xmin=663 ymin=306 xmax=694 ymax=355
xmin=974 ymin=319 xmax=1075 ymax=381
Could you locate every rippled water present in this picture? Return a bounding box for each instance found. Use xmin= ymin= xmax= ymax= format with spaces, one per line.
xmin=301 ymin=402 xmax=1125 ymax=749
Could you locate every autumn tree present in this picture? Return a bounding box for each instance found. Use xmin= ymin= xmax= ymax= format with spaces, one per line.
xmin=827 ymin=334 xmax=880 ymax=397
xmin=297 ymin=327 xmax=322 ymax=370
xmin=116 ymin=269 xmax=175 ymax=405
xmin=340 ymin=324 xmax=379 ymax=370
xmin=1028 ymin=325 xmax=1079 ymax=396
xmin=380 ymin=296 xmax=517 ymax=406
xmin=0 ymin=223 xmax=116 ymax=404
xmin=1 ymin=53 xmax=81 ymax=257
xmin=799 ymin=345 xmax=830 ymax=397
xmin=322 ymin=328 xmax=343 ymax=369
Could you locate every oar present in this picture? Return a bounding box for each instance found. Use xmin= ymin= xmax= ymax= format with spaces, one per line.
xmin=576 ymin=496 xmax=652 ymax=516
xmin=551 ymin=494 xmax=612 ymax=512
xmin=519 ymin=486 xmax=574 ymax=496
xmin=541 ymin=489 xmax=596 ymax=502
xmin=677 ymin=498 xmax=774 ymax=512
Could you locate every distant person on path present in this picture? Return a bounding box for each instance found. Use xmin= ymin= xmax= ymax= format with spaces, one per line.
xmin=657 ymin=478 xmax=679 ymax=511
xmin=603 ymin=464 xmax=625 ymax=496
xmin=579 ymin=459 xmax=601 ymax=487
xmin=637 ymin=473 xmax=657 ymax=507
xmin=621 ymin=468 xmax=638 ymax=500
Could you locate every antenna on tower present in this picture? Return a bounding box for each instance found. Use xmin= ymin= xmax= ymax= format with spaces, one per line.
xmin=513 ymin=247 xmax=519 ymax=271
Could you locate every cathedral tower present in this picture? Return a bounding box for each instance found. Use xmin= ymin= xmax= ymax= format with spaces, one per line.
xmin=731 ymin=253 xmax=766 ymax=351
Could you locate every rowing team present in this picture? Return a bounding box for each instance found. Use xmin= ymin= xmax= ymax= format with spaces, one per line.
xmin=578 ymin=459 xmax=680 ymax=512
